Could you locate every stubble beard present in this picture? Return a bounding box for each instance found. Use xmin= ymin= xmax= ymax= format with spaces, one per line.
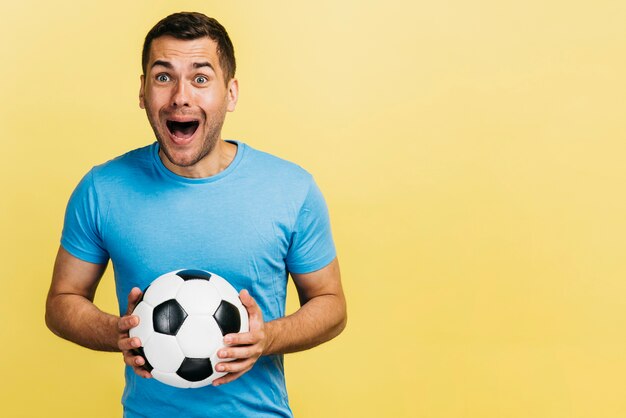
xmin=148 ymin=109 xmax=226 ymax=168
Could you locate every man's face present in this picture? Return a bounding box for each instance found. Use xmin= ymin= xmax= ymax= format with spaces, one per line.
xmin=140 ymin=36 xmax=238 ymax=172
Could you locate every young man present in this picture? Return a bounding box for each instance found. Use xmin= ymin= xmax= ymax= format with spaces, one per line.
xmin=46 ymin=12 xmax=346 ymax=417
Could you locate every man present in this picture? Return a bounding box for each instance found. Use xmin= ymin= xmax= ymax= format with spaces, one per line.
xmin=45 ymin=12 xmax=346 ymax=417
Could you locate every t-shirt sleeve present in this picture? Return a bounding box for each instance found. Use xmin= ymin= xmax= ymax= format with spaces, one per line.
xmin=285 ymin=177 xmax=336 ymax=274
xmin=60 ymin=170 xmax=110 ymax=264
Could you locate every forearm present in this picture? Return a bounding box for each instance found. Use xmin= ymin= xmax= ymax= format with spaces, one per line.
xmin=264 ymin=293 xmax=347 ymax=355
xmin=45 ymin=293 xmax=119 ymax=352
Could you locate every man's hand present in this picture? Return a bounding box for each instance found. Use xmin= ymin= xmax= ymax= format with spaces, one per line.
xmin=117 ymin=287 xmax=152 ymax=379
xmin=212 ymin=289 xmax=270 ymax=386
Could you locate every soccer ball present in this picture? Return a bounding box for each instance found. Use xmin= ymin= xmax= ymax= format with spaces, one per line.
xmin=129 ymin=269 xmax=249 ymax=388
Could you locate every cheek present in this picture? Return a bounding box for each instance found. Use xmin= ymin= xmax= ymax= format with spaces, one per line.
xmin=144 ymin=87 xmax=170 ymax=108
xmin=200 ymin=92 xmax=229 ymax=113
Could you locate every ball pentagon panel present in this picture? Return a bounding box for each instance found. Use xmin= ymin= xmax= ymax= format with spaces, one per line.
xmin=176 ymin=357 xmax=214 ymax=382
xmin=210 ymin=274 xmax=249 ymax=333
xmin=213 ymin=300 xmax=242 ymax=336
xmin=175 ymin=269 xmax=212 ymax=281
xmin=189 ymin=352 xmax=226 ymax=388
xmin=152 ymin=299 xmax=187 ymax=336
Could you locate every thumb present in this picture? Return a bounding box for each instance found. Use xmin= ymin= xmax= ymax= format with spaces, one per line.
xmin=239 ymin=289 xmax=255 ymax=307
xmin=239 ymin=289 xmax=261 ymax=317
xmin=126 ymin=287 xmax=143 ymax=315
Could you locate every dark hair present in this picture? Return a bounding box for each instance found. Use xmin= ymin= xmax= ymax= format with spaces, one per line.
xmin=142 ymin=12 xmax=236 ymax=83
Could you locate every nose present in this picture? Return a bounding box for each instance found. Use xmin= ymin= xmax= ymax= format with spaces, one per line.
xmin=171 ymin=81 xmax=190 ymax=107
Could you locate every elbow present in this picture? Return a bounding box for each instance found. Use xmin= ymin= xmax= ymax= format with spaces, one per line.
xmin=45 ymin=308 xmax=56 ymax=336
xmin=332 ymin=302 xmax=348 ymax=339
xmin=44 ymin=298 xmax=62 ymax=338
xmin=45 ymin=313 xmax=58 ymax=337
xmin=339 ymin=309 xmax=347 ymax=335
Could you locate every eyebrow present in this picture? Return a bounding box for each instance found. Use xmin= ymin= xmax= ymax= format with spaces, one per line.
xmin=193 ymin=62 xmax=214 ymax=71
xmin=151 ymin=60 xmax=173 ymax=70
xmin=150 ymin=60 xmax=215 ymax=72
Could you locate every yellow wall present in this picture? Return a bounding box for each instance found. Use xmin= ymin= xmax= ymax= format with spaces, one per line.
xmin=2 ymin=1 xmax=626 ymax=417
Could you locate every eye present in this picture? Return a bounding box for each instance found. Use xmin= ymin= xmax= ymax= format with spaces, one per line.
xmin=195 ymin=75 xmax=208 ymax=84
xmin=156 ymin=74 xmax=170 ymax=82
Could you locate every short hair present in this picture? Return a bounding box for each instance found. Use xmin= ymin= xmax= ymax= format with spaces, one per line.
xmin=142 ymin=12 xmax=236 ymax=83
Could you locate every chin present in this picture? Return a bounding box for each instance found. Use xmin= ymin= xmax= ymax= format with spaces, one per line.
xmin=162 ymin=148 xmax=199 ymax=167
xmin=158 ymin=137 xmax=217 ymax=168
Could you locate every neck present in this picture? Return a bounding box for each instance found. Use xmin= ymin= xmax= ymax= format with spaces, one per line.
xmin=159 ymin=140 xmax=238 ymax=178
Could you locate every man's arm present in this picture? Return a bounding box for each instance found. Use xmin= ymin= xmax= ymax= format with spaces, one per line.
xmin=266 ymin=257 xmax=347 ymax=353
xmin=45 ymin=246 xmax=151 ymax=378
xmin=212 ymin=257 xmax=347 ymax=385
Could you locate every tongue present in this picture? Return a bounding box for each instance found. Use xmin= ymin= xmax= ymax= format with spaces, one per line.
xmin=171 ymin=122 xmax=197 ymax=139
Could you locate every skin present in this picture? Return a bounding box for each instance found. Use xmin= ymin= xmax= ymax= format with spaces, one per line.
xmin=140 ymin=36 xmax=239 ymax=178
xmin=45 ymin=35 xmax=347 ymax=386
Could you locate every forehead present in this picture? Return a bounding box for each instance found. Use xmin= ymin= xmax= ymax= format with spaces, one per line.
xmin=148 ymin=36 xmax=220 ymax=70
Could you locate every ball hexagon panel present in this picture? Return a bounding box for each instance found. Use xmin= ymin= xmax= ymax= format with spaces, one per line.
xmin=143 ymin=333 xmax=185 ymax=373
xmin=153 ymin=299 xmax=187 ymax=335
xmin=129 ymin=301 xmax=154 ymax=344
xmin=176 ymin=280 xmax=221 ymax=315
xmin=143 ymin=273 xmax=185 ymax=307
xmin=210 ymin=274 xmax=240 ymax=302
xmin=176 ymin=315 xmax=224 ymax=358
xmin=239 ymin=307 xmax=250 ymax=334
xmin=151 ymin=370 xmax=192 ymax=389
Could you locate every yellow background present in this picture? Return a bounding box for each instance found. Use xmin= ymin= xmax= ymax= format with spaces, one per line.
xmin=2 ymin=1 xmax=626 ymax=417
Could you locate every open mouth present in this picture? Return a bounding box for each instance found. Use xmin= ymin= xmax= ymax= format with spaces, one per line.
xmin=166 ymin=120 xmax=199 ymax=140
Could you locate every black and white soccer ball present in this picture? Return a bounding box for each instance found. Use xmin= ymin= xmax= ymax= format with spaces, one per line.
xmin=129 ymin=269 xmax=249 ymax=388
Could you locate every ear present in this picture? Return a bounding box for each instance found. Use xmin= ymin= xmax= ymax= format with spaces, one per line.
xmin=226 ymin=78 xmax=239 ymax=112
xmin=139 ymin=74 xmax=146 ymax=109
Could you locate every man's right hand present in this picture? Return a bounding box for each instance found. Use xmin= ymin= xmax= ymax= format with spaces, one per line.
xmin=117 ymin=287 xmax=152 ymax=379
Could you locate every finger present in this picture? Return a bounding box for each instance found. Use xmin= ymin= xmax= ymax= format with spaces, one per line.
xmin=124 ymin=351 xmax=141 ymax=367
xmin=218 ymin=344 xmax=262 ymax=360
xmin=239 ymin=289 xmax=260 ymax=316
xmin=132 ymin=365 xmax=152 ymax=379
xmin=118 ymin=336 xmax=142 ymax=351
xmin=223 ymin=331 xmax=261 ymax=346
xmin=129 ymin=364 xmax=152 ymax=379
xmin=215 ymin=357 xmax=255 ymax=374
xmin=126 ymin=287 xmax=143 ymax=315
xmin=123 ymin=349 xmax=145 ymax=367
xmin=121 ymin=347 xmax=152 ymax=379
xmin=118 ymin=314 xmax=140 ymax=332
xmin=212 ymin=370 xmax=246 ymax=386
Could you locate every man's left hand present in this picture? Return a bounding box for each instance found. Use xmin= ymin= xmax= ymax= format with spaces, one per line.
xmin=212 ymin=289 xmax=271 ymax=386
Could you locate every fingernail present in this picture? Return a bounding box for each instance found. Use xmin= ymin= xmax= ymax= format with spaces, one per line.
xmin=224 ymin=336 xmax=232 ymax=344
xmin=216 ymin=365 xmax=225 ymax=372
xmin=219 ymin=350 xmax=228 ymax=358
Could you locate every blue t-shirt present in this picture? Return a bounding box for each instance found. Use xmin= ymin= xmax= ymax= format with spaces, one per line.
xmin=61 ymin=141 xmax=336 ymax=418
